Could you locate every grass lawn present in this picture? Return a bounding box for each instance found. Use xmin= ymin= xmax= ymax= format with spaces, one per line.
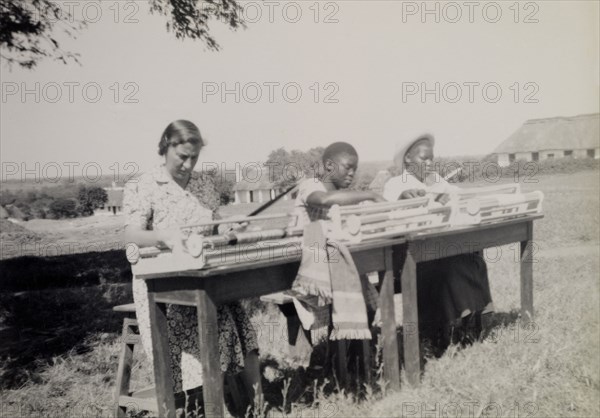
xmin=0 ymin=171 xmax=598 ymax=417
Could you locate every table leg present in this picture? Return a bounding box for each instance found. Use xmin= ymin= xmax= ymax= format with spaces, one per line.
xmin=195 ymin=290 xmax=224 ymax=418
xmin=362 ymin=339 xmax=372 ymax=385
xmin=336 ymin=340 xmax=349 ymax=388
xmin=520 ymin=222 xmax=534 ymax=322
xmin=401 ymin=250 xmax=420 ymax=386
xmin=378 ymin=268 xmax=400 ymax=391
xmin=146 ymin=291 xmax=176 ymax=417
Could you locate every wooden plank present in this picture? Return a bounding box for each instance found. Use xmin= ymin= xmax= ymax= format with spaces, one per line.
xmin=151 ymin=264 xmax=298 ymax=304
xmin=379 ymin=247 xmax=401 ymax=391
xmin=196 ymin=290 xmax=225 ymax=418
xmin=408 ymin=221 xmax=531 ymax=263
xmin=146 ymin=290 xmax=176 ymax=417
xmin=137 ymin=237 xmax=407 ymax=280
xmin=408 ymin=214 xmax=542 ymax=241
xmin=352 ymin=248 xmax=387 ymax=275
xmin=154 ymin=290 xmax=198 ymax=306
xmin=520 ymin=221 xmax=534 ymax=322
xmin=401 ymin=250 xmax=420 ymax=387
xmin=151 ymin=247 xmax=390 ymax=305
xmin=113 ymin=303 xmax=136 ymax=313
xmin=114 ymin=322 xmax=134 ymax=397
xmin=119 ymin=387 xmax=204 ymax=414
xmin=114 ymin=320 xmax=136 ymax=418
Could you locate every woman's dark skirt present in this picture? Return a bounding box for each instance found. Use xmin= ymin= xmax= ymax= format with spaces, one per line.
xmin=416 ymin=253 xmax=493 ymax=347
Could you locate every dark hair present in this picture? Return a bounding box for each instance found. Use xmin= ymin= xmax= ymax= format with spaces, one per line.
xmin=158 ymin=120 xmax=204 ymax=156
xmin=322 ymin=142 xmax=358 ymax=163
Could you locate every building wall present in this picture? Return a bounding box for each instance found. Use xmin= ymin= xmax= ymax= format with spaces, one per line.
xmin=515 ymin=152 xmax=532 ymax=162
xmin=234 ymin=190 xmax=250 ymax=204
xmin=496 ymin=148 xmax=600 ymax=167
xmin=497 ymin=153 xmax=510 ymax=167
xmin=539 ymin=149 xmax=564 ymax=160
xmin=233 ymin=188 xmax=281 ymax=204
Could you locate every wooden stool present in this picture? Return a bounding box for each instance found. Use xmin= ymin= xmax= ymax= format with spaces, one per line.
xmin=260 ymin=293 xmax=372 ymax=387
xmin=113 ymin=303 xmax=152 ymax=417
xmin=112 ymin=303 xmax=245 ymax=417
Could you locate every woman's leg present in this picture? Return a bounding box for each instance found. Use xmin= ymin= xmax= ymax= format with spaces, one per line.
xmin=437 ymin=254 xmax=493 ymax=325
xmin=239 ymin=349 xmax=262 ymax=402
xmin=435 ymin=254 xmax=492 ymax=348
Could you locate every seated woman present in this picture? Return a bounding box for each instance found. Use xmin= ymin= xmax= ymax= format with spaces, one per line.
xmin=292 ymin=141 xmax=386 ymax=226
xmin=123 ymin=120 xmax=261 ymax=403
xmin=383 ymin=133 xmax=494 ymax=351
xmin=290 ymin=142 xmax=385 ymax=332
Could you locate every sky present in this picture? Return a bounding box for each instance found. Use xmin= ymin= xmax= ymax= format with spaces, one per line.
xmin=1 ymin=0 xmax=598 ymax=180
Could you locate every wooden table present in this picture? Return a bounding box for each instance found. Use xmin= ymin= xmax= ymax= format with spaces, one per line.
xmin=398 ymin=214 xmax=542 ymax=386
xmin=138 ymin=214 xmax=541 ymax=415
xmin=137 ymin=237 xmax=407 ymax=417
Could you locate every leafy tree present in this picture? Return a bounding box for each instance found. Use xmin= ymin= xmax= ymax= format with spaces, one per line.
xmin=351 ymin=169 xmax=377 ymax=191
xmin=0 ymin=0 xmax=83 ymax=68
xmin=0 ymin=190 xmax=16 ymax=206
xmin=30 ymin=197 xmax=54 ymax=219
xmin=1 ymin=0 xmax=244 ymax=69
xmin=265 ymin=147 xmax=324 ymax=189
xmin=49 ymin=198 xmax=78 ymax=219
xmin=77 ymin=186 xmax=108 ymax=216
xmin=213 ymin=170 xmax=235 ymax=205
xmin=187 ymin=170 xmax=221 ymax=213
xmin=148 ymin=0 xmax=244 ymax=49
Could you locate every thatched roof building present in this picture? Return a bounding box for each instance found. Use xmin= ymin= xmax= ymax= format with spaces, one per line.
xmin=493 ymin=113 xmax=599 ymax=166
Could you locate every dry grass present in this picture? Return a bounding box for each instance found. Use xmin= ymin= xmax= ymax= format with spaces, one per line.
xmin=1 ymin=171 xmax=598 ymax=417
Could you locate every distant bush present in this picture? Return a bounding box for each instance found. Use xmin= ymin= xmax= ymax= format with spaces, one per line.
xmin=1 ymin=185 xmax=110 ymax=220
xmin=351 ymin=167 xmax=379 ymax=191
xmin=77 ymin=186 xmax=108 ymax=216
xmin=533 ymin=157 xmax=599 ymax=174
xmin=383 ymin=155 xmax=599 ymax=184
xmin=49 ymin=198 xmax=78 ymax=219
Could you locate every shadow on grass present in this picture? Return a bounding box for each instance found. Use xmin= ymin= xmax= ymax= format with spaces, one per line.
xmin=0 ymin=250 xmax=133 ymax=389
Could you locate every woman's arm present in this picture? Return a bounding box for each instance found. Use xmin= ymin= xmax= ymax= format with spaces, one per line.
xmin=307 ymin=189 xmax=386 ymax=207
xmin=123 ymin=226 xmax=180 ymax=248
xmin=122 ymin=179 xmax=183 ymax=248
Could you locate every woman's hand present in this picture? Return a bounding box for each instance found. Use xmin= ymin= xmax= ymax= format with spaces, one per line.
xmin=435 ymin=193 xmax=451 ymax=205
xmin=156 ymin=229 xmax=185 ymax=250
xmin=365 ymin=191 xmax=387 ymax=203
xmin=217 ymin=221 xmax=250 ymax=235
xmin=400 ymin=189 xmax=426 ymax=199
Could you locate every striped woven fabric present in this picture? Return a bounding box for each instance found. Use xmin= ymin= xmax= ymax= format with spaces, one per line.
xmin=291 ymin=221 xmax=374 ymax=340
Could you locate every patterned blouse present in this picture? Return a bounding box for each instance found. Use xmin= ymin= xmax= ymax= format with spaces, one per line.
xmin=123 ymin=165 xmax=258 ymax=392
xmin=123 ymin=165 xmax=214 ymax=233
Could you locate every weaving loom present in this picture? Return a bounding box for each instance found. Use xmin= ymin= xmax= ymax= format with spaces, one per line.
xmin=327 ymin=198 xmax=452 ymax=243
xmin=452 ymin=184 xmax=544 ymax=225
xmin=126 ymin=185 xmax=543 ymax=275
xmin=126 ymin=213 xmax=304 ymax=275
